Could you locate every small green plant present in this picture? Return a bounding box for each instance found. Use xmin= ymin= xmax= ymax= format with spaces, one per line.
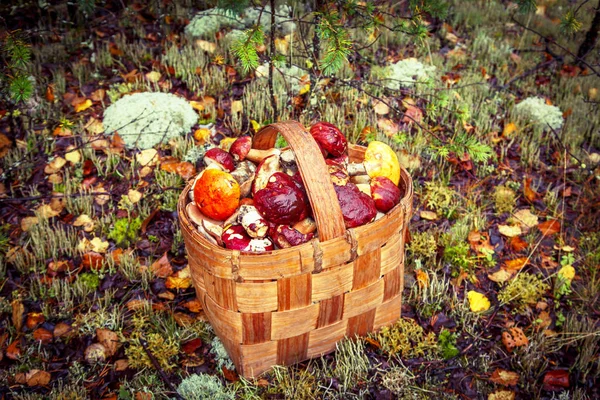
xmin=177 ymin=373 xmax=234 ymax=400
xmin=498 ymin=273 xmax=550 ymax=312
xmin=125 ymin=332 xmax=179 ymax=372
xmin=438 ymin=329 xmax=460 ymax=359
xmin=332 ymin=338 xmax=370 ymax=392
xmin=407 ymin=231 xmax=438 ymax=261
xmin=1 ymin=31 xmax=34 ymax=104
xmin=443 ymin=241 xmax=475 ymax=275
xmin=424 ymin=181 xmax=456 ymax=218
xmin=270 ymin=366 xmax=320 ymax=400
xmin=373 ymin=318 xmax=439 ymax=359
xmin=77 ymin=272 xmax=100 ymax=291
xmin=108 ymin=217 xmax=142 ymax=246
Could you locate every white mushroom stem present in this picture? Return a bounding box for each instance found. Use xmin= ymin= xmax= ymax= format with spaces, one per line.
xmin=246 ymin=148 xmax=281 ymax=164
xmin=350 ymin=174 xmax=371 ymax=185
xmin=238 ymin=204 xmax=269 ymax=238
xmin=347 ymin=162 xmax=367 ymax=176
xmin=292 ymin=218 xmax=317 ymax=235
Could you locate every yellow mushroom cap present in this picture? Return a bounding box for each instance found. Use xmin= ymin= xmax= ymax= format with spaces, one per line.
xmin=363 ymin=141 xmax=400 ymax=186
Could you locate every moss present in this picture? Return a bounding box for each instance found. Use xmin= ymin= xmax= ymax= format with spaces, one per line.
xmin=443 ymin=242 xmax=475 ymax=274
xmin=177 ymin=373 xmax=234 ymax=400
xmin=108 ymin=216 xmax=142 ymax=246
xmin=373 ymin=317 xmax=439 ymax=359
xmin=77 ymin=272 xmax=100 ymax=290
xmin=270 ymin=366 xmax=319 ymax=400
xmin=408 ymin=231 xmax=438 ymax=261
xmin=125 ymin=332 xmax=179 ymax=372
xmin=424 ymin=181 xmax=456 ymax=217
xmin=514 ymin=97 xmax=564 ymax=131
xmin=498 ymin=273 xmax=550 ymax=312
xmin=438 ymin=329 xmax=460 ymax=360
xmin=493 ymin=185 xmax=516 ymax=214
xmin=102 ymin=92 xmax=198 ymax=149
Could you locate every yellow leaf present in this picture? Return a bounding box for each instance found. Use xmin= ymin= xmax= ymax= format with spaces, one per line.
xmin=488 ymin=390 xmax=515 ymax=400
xmin=65 ymin=147 xmax=81 ymax=164
xmin=498 ymin=224 xmax=522 ymax=238
xmin=502 ymin=122 xmax=517 ymax=137
xmin=488 ymin=269 xmax=514 ymax=283
xmin=557 ymin=265 xmax=575 ymax=281
xmin=73 ymin=214 xmax=95 ymax=232
xmin=84 ymin=117 xmax=105 ymax=135
xmin=415 ymin=269 xmax=429 ymax=288
xmin=299 ymin=83 xmax=311 ymax=95
xmin=145 ymin=71 xmax=162 ymax=83
xmin=373 ymin=99 xmax=390 ymax=115
xmin=189 ymin=101 xmax=205 ymax=112
xmin=136 ymin=149 xmax=159 ymax=167
xmin=512 ymin=209 xmax=538 ymax=230
xmin=74 ymin=99 xmax=93 ymax=113
xmin=44 ymin=157 xmax=67 ymax=174
xmin=37 ymin=204 xmax=61 ymax=219
xmin=250 ymin=120 xmax=261 ymax=132
xmin=127 ymin=189 xmax=143 ymax=204
xmin=420 ymin=210 xmax=438 ymax=220
xmin=467 ymin=290 xmax=491 ymax=312
xmin=231 ymin=100 xmax=243 ymax=114
xmin=21 ymin=216 xmax=39 ymax=232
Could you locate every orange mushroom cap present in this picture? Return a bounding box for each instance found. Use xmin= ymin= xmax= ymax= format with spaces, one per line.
xmin=193 ymin=169 xmax=240 ymax=221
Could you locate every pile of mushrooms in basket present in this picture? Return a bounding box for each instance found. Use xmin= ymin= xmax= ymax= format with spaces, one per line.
xmin=186 ymin=122 xmax=404 ymax=252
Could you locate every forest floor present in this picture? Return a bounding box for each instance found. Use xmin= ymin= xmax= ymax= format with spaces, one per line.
xmin=0 ymin=0 xmax=599 ymax=399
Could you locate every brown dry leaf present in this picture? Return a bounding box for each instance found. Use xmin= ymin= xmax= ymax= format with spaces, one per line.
xmin=373 ymin=99 xmax=390 ymax=115
xmin=45 ymin=157 xmax=67 ymax=174
xmin=84 ymin=117 xmax=105 ymax=135
xmin=523 ymin=177 xmax=539 ymax=201
xmin=182 ymin=299 xmax=203 ymax=313
xmin=158 ymin=291 xmax=175 ymax=300
xmin=498 ymin=225 xmax=522 ymax=238
xmin=126 ymin=299 xmax=149 ymax=311
xmin=488 ymin=269 xmax=514 ymax=284
xmin=82 ymin=251 xmax=105 ymax=270
xmin=489 ymin=369 xmax=520 ymax=386
xmin=166 ymin=266 xmax=192 ymax=290
xmin=45 ymin=84 xmax=55 ymax=102
xmin=161 ymin=160 xmax=196 ymax=180
xmin=26 ymin=369 xmax=51 ymax=387
xmin=54 ymin=322 xmax=73 ymax=338
xmin=26 ymin=312 xmax=45 ymax=329
xmin=504 ymin=257 xmax=528 ymax=272
xmin=538 ymin=219 xmax=561 ymax=236
xmin=121 ymin=69 xmax=139 ymax=83
xmin=48 ymin=173 xmax=63 ymax=184
xmin=136 ymin=149 xmax=159 ymax=167
xmin=78 ymin=237 xmax=109 ymax=254
xmin=94 ymin=185 xmax=110 ymax=206
xmin=33 ymin=328 xmax=53 ymax=344
xmin=536 ymin=311 xmax=552 ymax=331
xmin=6 ymin=339 xmax=21 ymax=360
xmin=97 ymin=328 xmax=120 ymax=357
xmin=502 ymin=327 xmax=528 ymax=353
xmin=508 ymin=236 xmax=529 ymax=252
xmin=420 ymin=210 xmax=438 ymax=220
xmin=115 ymin=359 xmax=129 ymax=371
xmin=468 ymin=231 xmax=495 ymax=255
xmin=90 ymin=135 xmax=110 ymax=151
xmin=402 ymin=103 xmax=424 ymax=124
xmin=74 ymin=99 xmax=93 ymax=113
xmin=377 ymin=118 xmax=399 ymax=137
xmin=110 ymin=133 xmax=126 ymax=153
xmin=21 ymin=216 xmax=39 ymax=232
xmin=512 ymin=209 xmax=538 ymax=230
xmin=90 ymin=88 xmax=106 ymax=102
xmin=173 ymin=312 xmax=195 ymax=327
xmin=488 ymin=390 xmax=515 ymax=400
xmin=73 ymin=214 xmax=95 ymax=232
xmin=127 ymin=189 xmax=143 ymax=204
xmin=12 ymin=298 xmax=25 ymax=332
xmin=0 ymin=133 xmax=12 ymax=157
xmin=151 ymin=253 xmax=173 ymax=278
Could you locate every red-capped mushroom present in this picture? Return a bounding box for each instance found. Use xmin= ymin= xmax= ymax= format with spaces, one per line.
xmin=238 ymin=204 xmax=269 ymax=238
xmin=254 ymin=172 xmax=307 ymax=226
xmin=370 ymin=176 xmax=401 ymax=213
xmin=204 ymin=148 xmax=236 ymax=172
xmin=193 ymin=169 xmax=240 ymax=221
xmin=310 ymin=122 xmax=348 ymax=158
xmin=252 ymin=154 xmax=282 ymax=194
xmin=272 ymin=225 xmax=314 ymax=248
xmin=229 ymin=136 xmax=281 ymax=164
xmin=333 ymin=182 xmax=377 ymax=228
xmin=222 ymin=225 xmax=274 ymax=252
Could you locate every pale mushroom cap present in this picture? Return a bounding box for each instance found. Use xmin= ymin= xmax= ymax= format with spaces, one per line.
xmin=363 ymin=141 xmax=400 ymax=186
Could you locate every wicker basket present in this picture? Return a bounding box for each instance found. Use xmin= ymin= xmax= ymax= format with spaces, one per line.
xmin=178 ymin=121 xmax=413 ymax=378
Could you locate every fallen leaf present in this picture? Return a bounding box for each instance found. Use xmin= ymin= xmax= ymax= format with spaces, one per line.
xmin=557 ymin=265 xmax=575 ymax=282
xmin=74 ymin=99 xmax=93 ymax=113
xmin=12 ymin=298 xmax=25 ymax=332
xmin=26 ymin=312 xmax=45 ymax=329
xmin=90 ymin=88 xmax=106 ymax=102
xmin=94 ymin=185 xmax=110 ymax=206
xmin=151 ymin=253 xmax=173 ymax=278
xmin=45 ymin=84 xmax=55 ymax=102
xmin=127 ymin=189 xmax=143 ymax=204
xmin=33 ymin=328 xmax=53 ymax=344
xmin=231 ymin=100 xmax=243 ymax=114
xmin=97 ymin=328 xmax=120 ymax=357
xmin=420 ymin=210 xmax=438 ymax=220
xmin=222 ymin=366 xmax=239 ymax=382
xmin=26 ymin=369 xmax=51 ymax=387
xmin=503 ymin=122 xmax=517 ymax=137
xmin=73 ymin=214 xmax=95 ymax=232
xmin=508 ymin=236 xmax=528 ymax=252
xmin=136 ymin=149 xmax=159 ymax=167
xmin=84 ymin=117 xmax=105 ymax=135
xmin=377 ymin=118 xmax=399 ymax=137
xmin=502 ymin=327 xmax=528 ymax=353
xmin=21 ymin=216 xmax=39 ymax=232
xmin=523 ymin=177 xmax=539 ymax=201
xmin=45 ymin=157 xmax=67 ymax=174
xmin=6 ymin=339 xmax=21 ymax=360
xmin=536 ymin=311 xmax=552 ymax=331
xmin=182 ymin=299 xmax=203 ymax=313
xmin=145 ymin=71 xmax=162 ymax=82
xmin=504 ymin=257 xmax=528 ymax=272
xmin=468 ymin=231 xmax=495 ymax=255
xmin=490 ymin=369 xmax=520 ymax=386
xmin=373 ymin=99 xmax=390 ymax=115
xmin=195 ymin=39 xmax=217 ymax=53
xmin=53 ymin=322 xmax=73 ymax=338
xmin=161 ymin=160 xmax=197 ymax=180
xmin=78 ymin=237 xmax=109 ymax=254
xmin=542 ymin=370 xmax=569 ymax=390
xmin=182 ymin=338 xmax=203 ymax=354
xmin=65 ymin=147 xmax=81 ymax=164
xmin=467 ymin=291 xmax=491 ymax=312
xmin=488 ymin=269 xmax=514 ymax=283
xmin=538 ymin=220 xmax=560 ymax=236
xmin=512 ymin=209 xmax=538 ymax=230
xmin=115 ymin=359 xmax=129 ymax=371
xmin=488 ymin=390 xmax=515 ymax=400
xmin=498 ymin=225 xmax=522 ymax=238
xmin=85 ymin=343 xmax=107 ymax=364
xmin=126 ymin=299 xmax=149 ymax=311
xmin=166 ymin=266 xmax=192 ymax=290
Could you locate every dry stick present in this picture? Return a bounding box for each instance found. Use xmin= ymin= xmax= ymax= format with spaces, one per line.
xmin=138 ymin=338 xmax=185 ymax=400
xmin=499 ymin=58 xmax=557 ymax=90
xmin=268 ymin=0 xmax=279 ymax=121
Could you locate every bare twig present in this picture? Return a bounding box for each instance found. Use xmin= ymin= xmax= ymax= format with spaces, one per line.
xmin=139 ymin=338 xmax=185 ymax=400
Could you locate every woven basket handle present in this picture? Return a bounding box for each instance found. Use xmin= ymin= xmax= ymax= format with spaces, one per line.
xmin=253 ymin=121 xmax=346 ymax=242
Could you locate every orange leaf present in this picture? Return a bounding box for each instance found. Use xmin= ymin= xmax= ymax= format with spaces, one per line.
xmin=45 ymin=85 xmax=55 ymax=102
xmin=468 ymin=231 xmax=495 ymax=255
xmin=538 ymin=220 xmax=560 ymax=236
xmin=222 ymin=366 xmax=239 ymax=382
xmin=182 ymin=299 xmax=203 ymax=313
xmin=523 ymin=177 xmax=538 ymax=202
xmin=161 ymin=160 xmax=197 ymax=180
xmin=26 ymin=369 xmax=51 ymax=387
xmin=33 ymin=328 xmax=53 ymax=344
xmin=6 ymin=339 xmax=21 ymax=360
xmin=503 ymin=257 xmax=528 ymax=272
xmin=502 ymin=327 xmax=528 ymax=353
xmin=151 ymin=253 xmax=173 ymax=278
xmin=109 ymin=42 xmax=124 ymax=56
xmin=508 ymin=236 xmax=528 ymax=252
xmin=490 ymin=368 xmax=520 ymax=386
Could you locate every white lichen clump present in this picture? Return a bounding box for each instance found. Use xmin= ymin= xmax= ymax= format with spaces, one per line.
xmin=255 ymin=63 xmax=307 ymax=93
xmin=514 ymin=97 xmax=564 ymax=130
xmin=177 ymin=373 xmax=234 ymax=400
xmin=103 ymin=92 xmax=198 ymax=149
xmin=210 ymin=336 xmax=235 ymax=371
xmin=241 ymin=4 xmax=295 ymax=35
xmin=381 ymin=58 xmax=436 ymax=89
xmin=185 ymin=8 xmax=239 ymax=39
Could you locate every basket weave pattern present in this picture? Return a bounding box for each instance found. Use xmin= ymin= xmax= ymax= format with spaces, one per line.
xmin=178 ymin=121 xmax=413 ymax=377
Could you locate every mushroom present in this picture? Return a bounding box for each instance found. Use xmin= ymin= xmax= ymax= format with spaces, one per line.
xmin=193 ymin=169 xmax=240 ymax=221
xmin=204 ymin=148 xmax=236 ymax=172
xmin=279 ymin=148 xmax=298 ymax=176
xmin=272 ymin=225 xmax=314 ymax=248
xmin=222 ymin=225 xmax=274 ymax=252
xmin=186 ymin=202 xmax=223 ymax=245
xmin=326 ymin=159 xmax=350 ymax=186
xmin=230 ymin=160 xmax=256 ymax=198
xmin=238 ymin=204 xmax=269 ymax=238
xmin=189 ymin=163 xmax=223 ymax=202
xmin=333 ymin=182 xmax=377 ymax=228
xmin=310 ymin=122 xmax=348 ymax=158
xmin=347 ymin=141 xmax=400 ymax=186
xmin=252 ymin=154 xmax=282 ymax=194
xmin=370 ymin=176 xmax=402 ymax=213
xmin=254 ymin=172 xmax=308 ymax=226
xmin=229 ymin=136 xmax=281 ymax=164
xmin=292 ymin=217 xmax=317 ymax=235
